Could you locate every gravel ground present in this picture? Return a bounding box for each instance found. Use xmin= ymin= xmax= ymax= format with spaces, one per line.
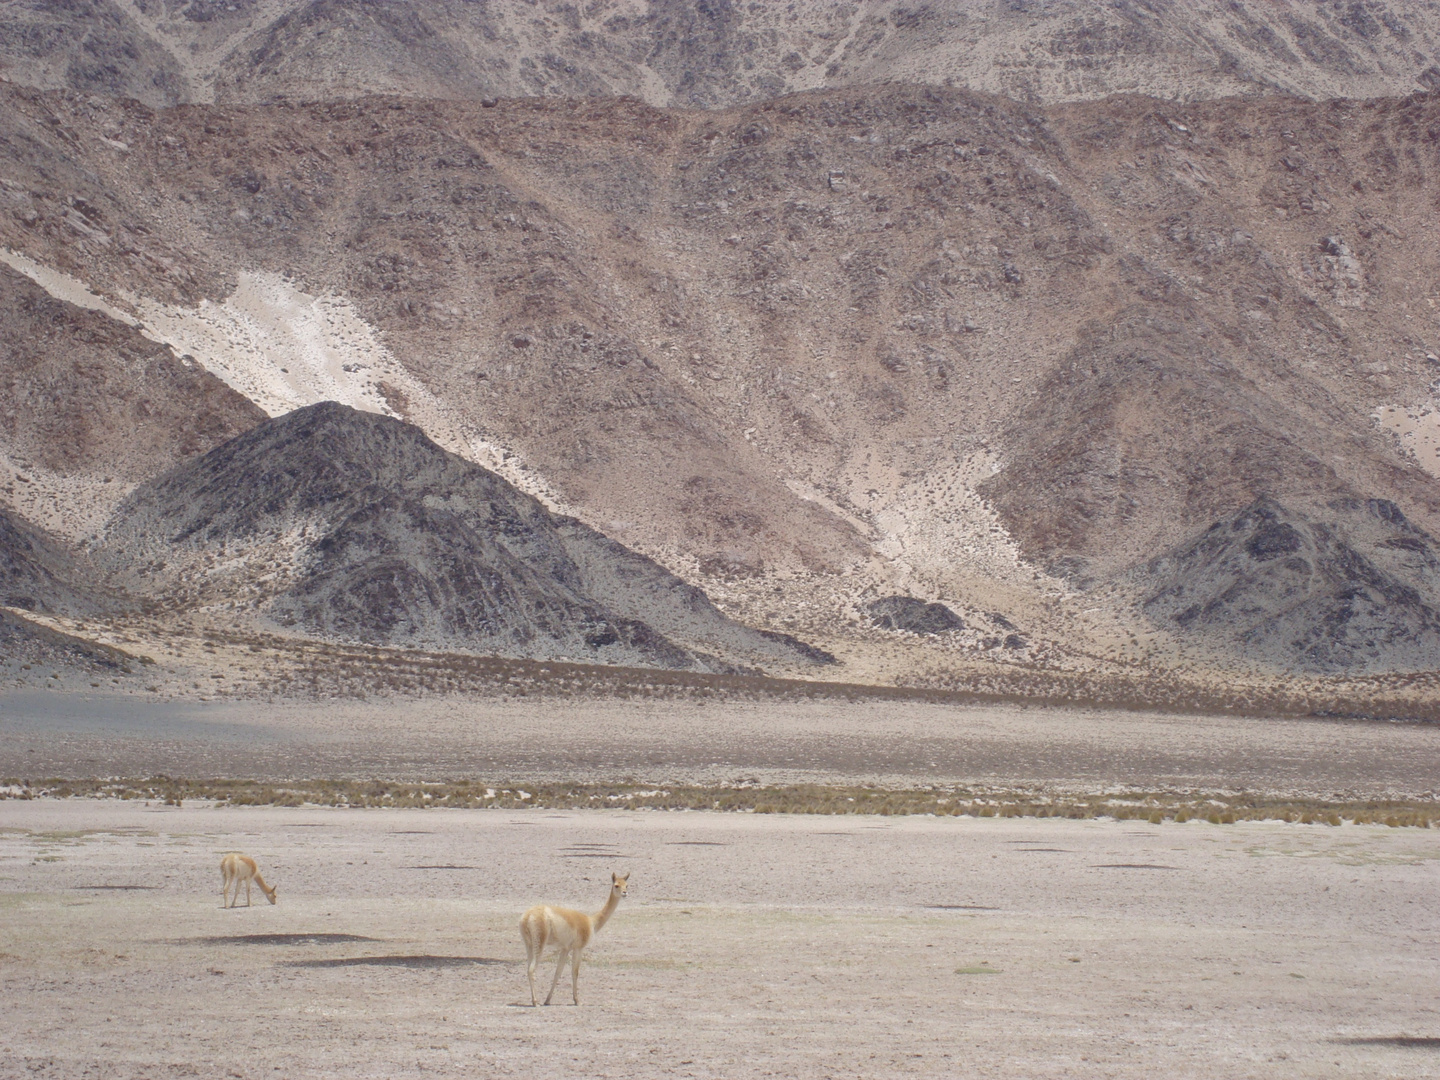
xmin=4 ymin=692 xmax=1440 ymax=798
xmin=1 ymin=800 xmax=1439 ymax=1079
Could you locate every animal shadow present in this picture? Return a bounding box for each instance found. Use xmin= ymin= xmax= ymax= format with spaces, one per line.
xmin=186 ymin=933 xmax=379 ymax=946
xmin=282 ymin=954 xmax=512 ymax=969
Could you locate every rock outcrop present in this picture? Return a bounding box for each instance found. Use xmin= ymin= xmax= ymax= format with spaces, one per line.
xmin=867 ymin=596 xmax=966 ymax=635
xmin=1141 ymin=498 xmax=1440 ymax=673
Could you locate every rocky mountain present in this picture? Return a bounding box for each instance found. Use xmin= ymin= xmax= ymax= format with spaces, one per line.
xmin=4 ymin=7 xmax=1440 ymax=695
xmin=96 ymin=400 xmax=831 ymax=672
xmin=1141 ymin=497 xmax=1440 ymax=673
xmin=5 ymin=1 xmax=1440 ymax=110
xmin=5 ymin=77 xmax=1440 ymax=684
xmin=0 ymin=504 xmax=138 ymax=680
xmin=0 ymin=606 xmax=133 ymax=675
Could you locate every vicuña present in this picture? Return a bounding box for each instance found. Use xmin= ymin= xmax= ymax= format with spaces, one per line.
xmin=220 ymin=852 xmax=278 ymax=907
xmin=520 ymin=871 xmax=629 ymax=1005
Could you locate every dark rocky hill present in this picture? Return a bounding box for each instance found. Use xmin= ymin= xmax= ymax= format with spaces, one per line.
xmin=0 ymin=606 xmax=133 ymax=675
xmin=98 ymin=401 xmax=829 ymax=672
xmin=867 ymin=596 xmax=965 ymax=636
xmin=1141 ymin=498 xmax=1440 ymax=673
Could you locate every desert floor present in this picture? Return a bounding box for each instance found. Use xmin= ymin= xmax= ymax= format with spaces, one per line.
xmin=0 ymin=800 xmax=1438 ymax=1079
xmin=2 ymin=693 xmax=1440 ymax=1078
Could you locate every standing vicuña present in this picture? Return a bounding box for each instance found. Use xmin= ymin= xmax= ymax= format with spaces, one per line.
xmin=520 ymin=872 xmax=629 ymax=1005
xmin=220 ymin=853 xmax=278 ymax=907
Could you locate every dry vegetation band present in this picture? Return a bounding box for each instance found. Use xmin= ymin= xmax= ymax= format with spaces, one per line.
xmin=91 ymin=626 xmax=1440 ymax=723
xmin=3 ymin=778 xmax=1436 ymax=828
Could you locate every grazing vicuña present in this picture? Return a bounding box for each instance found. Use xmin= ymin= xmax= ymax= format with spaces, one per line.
xmin=220 ymin=853 xmax=277 ymax=908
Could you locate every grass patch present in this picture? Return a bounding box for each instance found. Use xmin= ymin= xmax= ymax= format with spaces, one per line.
xmin=2 ymin=777 xmax=1437 ymax=827
xmin=955 ymin=964 xmax=1001 ymax=975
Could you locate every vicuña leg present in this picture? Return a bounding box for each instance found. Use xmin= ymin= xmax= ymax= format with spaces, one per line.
xmin=524 ymin=939 xmax=540 ymax=1006
xmin=545 ymin=947 xmax=570 ymax=1005
xmin=571 ymin=949 xmax=583 ymax=1005
xmin=521 ymin=911 xmax=546 ymax=1006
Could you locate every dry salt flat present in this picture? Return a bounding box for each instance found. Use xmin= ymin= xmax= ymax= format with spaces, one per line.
xmin=1 ymin=799 xmax=1438 ymax=1079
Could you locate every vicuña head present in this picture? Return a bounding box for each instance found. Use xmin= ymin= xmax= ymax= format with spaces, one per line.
xmin=520 ymin=871 xmax=629 ymax=1006
xmin=220 ymin=852 xmax=278 ymax=908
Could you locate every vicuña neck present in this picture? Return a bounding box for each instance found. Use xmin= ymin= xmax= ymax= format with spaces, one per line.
xmin=592 ymin=889 xmax=620 ymax=933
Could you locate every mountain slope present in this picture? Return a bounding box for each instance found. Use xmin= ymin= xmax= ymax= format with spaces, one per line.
xmin=4 ymin=81 xmax=1440 ymax=676
xmin=0 ymin=261 xmax=267 ymax=538
xmin=6 ymin=1 xmax=1440 ymax=109
xmin=0 ymin=0 xmax=189 ymax=106
xmin=0 ymin=506 xmax=102 ymax=614
xmin=97 ymin=401 xmax=831 ymax=671
xmin=978 ymin=296 xmax=1440 ymax=582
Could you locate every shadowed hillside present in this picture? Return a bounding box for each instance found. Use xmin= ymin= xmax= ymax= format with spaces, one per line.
xmin=1141 ymin=498 xmax=1440 ymax=673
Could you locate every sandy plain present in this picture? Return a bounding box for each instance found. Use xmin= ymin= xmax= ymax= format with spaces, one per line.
xmin=1 ymin=799 xmax=1439 ymax=1080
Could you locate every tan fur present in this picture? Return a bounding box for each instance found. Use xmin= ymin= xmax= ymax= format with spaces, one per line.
xmin=220 ymin=852 xmax=277 ymax=907
xmin=520 ymin=872 xmax=628 ymax=1005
